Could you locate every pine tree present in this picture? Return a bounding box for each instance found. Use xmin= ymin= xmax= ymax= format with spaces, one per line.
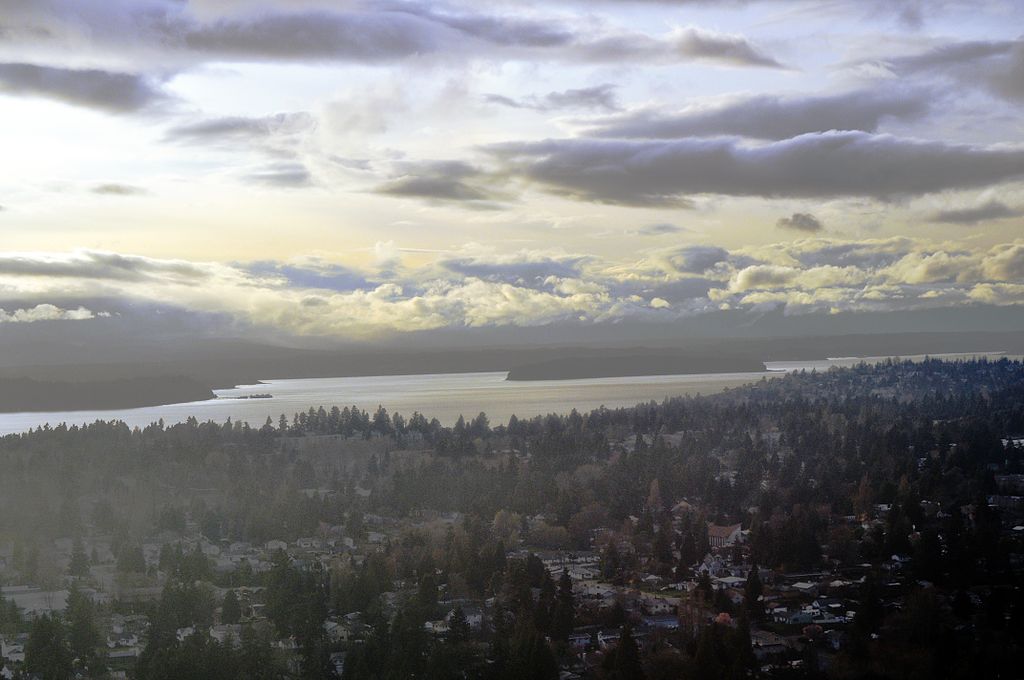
xmin=66 ymin=586 xmax=105 ymax=676
xmin=25 ymin=613 xmax=72 ymax=680
xmin=609 ymin=624 xmax=645 ymax=680
xmin=509 ymin=624 xmax=558 ymax=680
xmin=221 ymin=589 xmax=241 ymax=624
xmin=447 ymin=605 xmax=471 ymax=644
xmin=68 ymin=537 xmax=89 ymax=578
xmin=551 ymin=570 xmax=575 ymax=642
xmin=744 ymin=562 xmax=763 ymax=619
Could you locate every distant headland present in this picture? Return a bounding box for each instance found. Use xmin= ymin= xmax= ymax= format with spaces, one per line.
xmin=0 ymin=376 xmax=215 ymax=413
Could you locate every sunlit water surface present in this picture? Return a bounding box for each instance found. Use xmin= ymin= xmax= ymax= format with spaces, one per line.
xmin=0 ymin=352 xmax=1007 ymax=434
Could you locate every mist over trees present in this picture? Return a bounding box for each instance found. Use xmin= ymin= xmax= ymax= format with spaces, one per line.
xmin=0 ymin=358 xmax=1021 ymax=677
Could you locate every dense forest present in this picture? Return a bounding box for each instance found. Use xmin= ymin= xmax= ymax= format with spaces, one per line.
xmin=0 ymin=357 xmax=1022 ymax=678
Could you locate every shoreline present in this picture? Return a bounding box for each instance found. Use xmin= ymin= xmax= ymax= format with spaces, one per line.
xmin=0 ymin=350 xmax=1015 ymax=417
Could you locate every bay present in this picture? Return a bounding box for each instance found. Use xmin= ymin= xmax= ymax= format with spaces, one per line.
xmin=0 ymin=351 xmax=1008 ymax=435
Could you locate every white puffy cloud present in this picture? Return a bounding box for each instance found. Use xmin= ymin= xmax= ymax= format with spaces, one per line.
xmin=0 ymin=237 xmax=1021 ymax=339
xmin=0 ymin=304 xmax=100 ymax=323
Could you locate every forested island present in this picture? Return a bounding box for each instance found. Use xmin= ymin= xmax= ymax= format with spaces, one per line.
xmin=0 ymin=358 xmax=1021 ymax=678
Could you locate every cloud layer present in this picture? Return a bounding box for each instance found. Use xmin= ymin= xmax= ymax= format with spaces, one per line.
xmin=488 ymin=132 xmax=1024 ymax=205
xmin=0 ymin=63 xmax=167 ymax=113
xmin=585 ymin=88 xmax=931 ymax=140
xmin=2 ymin=238 xmax=1022 ymax=337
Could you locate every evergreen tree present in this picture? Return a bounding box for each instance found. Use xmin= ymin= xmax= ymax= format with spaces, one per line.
xmin=221 ymin=589 xmax=241 ymax=625
xmin=508 ymin=624 xmax=558 ymax=680
xmin=25 ymin=613 xmax=72 ymax=680
xmin=606 ymin=624 xmax=645 ymax=680
xmin=447 ymin=605 xmax=471 ymax=644
xmin=744 ymin=562 xmax=763 ymax=619
xmin=68 ymin=537 xmax=90 ymax=578
xmin=66 ymin=586 xmax=104 ymax=675
xmin=551 ymin=570 xmax=575 ymax=642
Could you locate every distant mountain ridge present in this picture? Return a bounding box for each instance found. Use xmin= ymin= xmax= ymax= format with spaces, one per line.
xmin=0 ymin=330 xmax=1021 ymax=412
xmin=0 ymin=376 xmax=214 ymax=413
xmin=505 ymin=354 xmax=765 ymax=380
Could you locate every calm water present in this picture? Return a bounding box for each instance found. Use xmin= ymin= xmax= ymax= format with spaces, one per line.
xmin=0 ymin=352 xmax=1007 ymax=435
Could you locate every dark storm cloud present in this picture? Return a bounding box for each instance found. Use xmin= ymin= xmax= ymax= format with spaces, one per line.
xmin=777 ymin=212 xmax=823 ymax=232
xmin=92 ymin=183 xmax=147 ymax=196
xmin=930 ymin=200 xmax=1021 ymax=225
xmin=488 ymin=131 xmax=1024 ymax=205
xmin=586 ymin=88 xmax=931 ymax=140
xmin=0 ymin=62 xmax=168 ymax=113
xmin=164 ymin=112 xmax=314 ymax=143
xmin=485 ymin=84 xmax=619 ymax=112
xmin=374 ymin=161 xmax=506 ymax=208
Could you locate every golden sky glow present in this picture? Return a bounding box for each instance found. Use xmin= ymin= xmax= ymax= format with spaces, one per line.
xmin=0 ymin=0 xmax=1022 ymax=340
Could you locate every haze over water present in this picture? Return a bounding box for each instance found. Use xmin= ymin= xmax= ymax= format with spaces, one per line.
xmin=0 ymin=370 xmax=765 ymax=436
xmin=0 ymin=353 xmax=1004 ymax=435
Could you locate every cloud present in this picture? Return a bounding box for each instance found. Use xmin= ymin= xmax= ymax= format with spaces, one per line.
xmin=586 ymin=88 xmax=931 ymax=140
xmin=0 ymin=1 xmax=782 ymax=70
xmin=374 ymin=161 xmax=507 ymax=208
xmin=564 ymin=0 xmax=962 ymax=28
xmin=485 ymin=84 xmax=620 ymax=112
xmin=245 ymin=260 xmax=369 ymax=292
xmin=880 ymin=250 xmax=970 ymax=284
xmin=0 ymin=239 xmax=1021 ymax=339
xmin=980 ymin=243 xmax=1024 ymax=282
xmin=0 ymin=250 xmax=214 ymax=283
xmin=671 ymin=26 xmax=785 ymax=68
xmin=881 ymin=38 xmax=1024 ymax=103
xmin=0 ymin=304 xmax=100 ymax=324
xmin=439 ymin=252 xmax=588 ymax=285
xmin=777 ymin=212 xmax=823 ymax=232
xmin=0 ymin=62 xmax=168 ymax=113
xmin=664 ymin=245 xmax=730 ymax=273
xmin=488 ymin=131 xmax=1024 ymax=205
xmin=783 ymin=237 xmax=914 ymax=269
xmin=172 ymin=4 xmax=574 ymax=63
xmin=164 ymin=113 xmax=316 ymax=184
xmin=164 ymin=112 xmax=315 ymax=144
xmin=92 ymin=183 xmax=147 ymax=196
xmin=637 ymin=223 xmax=686 ymax=236
xmin=929 ymin=200 xmax=1020 ymax=225
xmin=242 ymin=162 xmax=313 ymax=187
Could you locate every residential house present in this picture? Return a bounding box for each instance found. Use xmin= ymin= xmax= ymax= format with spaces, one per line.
xmin=707 ymin=523 xmax=743 ymax=548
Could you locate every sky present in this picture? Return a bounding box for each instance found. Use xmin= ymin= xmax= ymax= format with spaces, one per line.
xmin=0 ymin=0 xmax=1023 ymax=345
